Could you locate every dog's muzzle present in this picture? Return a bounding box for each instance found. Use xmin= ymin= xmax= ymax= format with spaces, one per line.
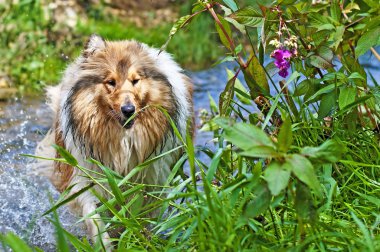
xmin=120 ymin=103 xmax=135 ymax=129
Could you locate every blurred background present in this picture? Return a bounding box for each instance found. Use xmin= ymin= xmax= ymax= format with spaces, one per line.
xmin=0 ymin=0 xmax=224 ymax=94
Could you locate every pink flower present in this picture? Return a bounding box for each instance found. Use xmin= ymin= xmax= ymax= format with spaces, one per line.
xmin=271 ymin=49 xmax=292 ymax=78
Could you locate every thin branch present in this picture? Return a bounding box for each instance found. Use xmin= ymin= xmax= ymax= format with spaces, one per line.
xmin=370 ymin=47 xmax=380 ymax=62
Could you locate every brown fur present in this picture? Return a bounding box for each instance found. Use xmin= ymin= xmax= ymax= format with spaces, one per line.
xmin=36 ymin=36 xmax=193 ymax=249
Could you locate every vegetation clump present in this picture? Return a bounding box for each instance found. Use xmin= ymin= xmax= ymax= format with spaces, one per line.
xmin=1 ymin=0 xmax=380 ymax=251
xmin=0 ymin=0 xmax=220 ymax=92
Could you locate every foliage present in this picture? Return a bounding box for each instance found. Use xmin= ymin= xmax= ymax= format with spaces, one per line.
xmin=0 ymin=0 xmax=220 ymax=92
xmin=2 ymin=0 xmax=380 ymax=251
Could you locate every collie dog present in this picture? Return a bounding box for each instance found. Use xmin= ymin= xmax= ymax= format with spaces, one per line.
xmin=35 ymin=34 xmax=193 ymax=246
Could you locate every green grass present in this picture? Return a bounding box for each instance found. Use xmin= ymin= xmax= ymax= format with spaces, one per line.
xmin=1 ymin=0 xmax=379 ymax=251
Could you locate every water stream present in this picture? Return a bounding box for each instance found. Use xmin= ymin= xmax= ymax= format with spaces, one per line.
xmin=0 ymin=52 xmax=379 ymax=250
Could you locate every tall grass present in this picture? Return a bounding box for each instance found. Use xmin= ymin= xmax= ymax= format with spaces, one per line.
xmin=1 ymin=0 xmax=380 ymax=251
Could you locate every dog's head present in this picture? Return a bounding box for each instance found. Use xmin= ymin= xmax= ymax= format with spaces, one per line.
xmin=66 ymin=34 xmax=177 ymax=131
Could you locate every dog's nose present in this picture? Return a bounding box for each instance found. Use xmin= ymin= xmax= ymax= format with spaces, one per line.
xmin=121 ymin=103 xmax=135 ymax=118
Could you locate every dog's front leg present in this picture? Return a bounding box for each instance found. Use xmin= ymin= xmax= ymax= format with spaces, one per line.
xmin=76 ymin=192 xmax=113 ymax=251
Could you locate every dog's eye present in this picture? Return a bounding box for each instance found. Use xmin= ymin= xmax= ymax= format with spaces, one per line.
xmin=131 ymin=79 xmax=140 ymax=85
xmin=106 ymin=79 xmax=116 ymax=87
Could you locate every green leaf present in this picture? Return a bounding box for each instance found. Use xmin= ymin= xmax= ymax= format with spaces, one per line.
xmin=322 ymin=72 xmax=348 ymax=82
xmin=318 ymin=92 xmax=336 ymax=119
xmin=351 ymin=212 xmax=375 ymax=252
xmin=51 ymin=204 xmax=70 ymax=252
xmin=364 ymin=16 xmax=380 ymax=31
xmin=42 ymin=183 xmax=95 ymax=216
xmin=1 ymin=233 xmax=34 ymax=252
xmin=58 ymin=228 xmax=93 ymax=251
xmin=309 ymin=55 xmax=333 ymax=69
xmin=339 ymin=86 xmax=356 ymax=110
xmin=287 ymin=154 xmax=322 ymax=197
xmin=208 ymin=92 xmax=218 ymax=113
xmin=312 ymin=30 xmax=331 ymax=45
xmin=295 ymin=182 xmax=317 ymax=224
xmin=161 ymin=14 xmax=193 ymax=51
xmin=264 ymin=161 xmax=291 ymax=196
xmin=230 ymin=6 xmax=263 ymax=27
xmin=305 ymin=84 xmax=335 ymax=103
xmin=309 ymin=13 xmax=334 ymax=29
xmin=223 ymin=0 xmax=238 ymax=11
xmin=53 ymin=144 xmax=78 ymax=166
xmin=330 ymin=0 xmax=341 ymax=22
xmin=244 ymin=182 xmax=271 ymax=218
xmin=301 ymin=139 xmax=346 ymax=163
xmin=234 ymin=83 xmax=252 ymax=105
xmin=343 ymin=3 xmax=360 ymax=14
xmin=319 ymin=45 xmax=333 ymax=61
xmin=277 ymin=116 xmax=293 ymax=152
xmin=335 ymin=95 xmax=372 ymax=116
xmin=88 ymin=159 xmax=125 ymax=206
xmin=348 ymin=72 xmax=366 ymax=80
xmin=317 ymin=23 xmax=335 ymax=32
xmin=206 ymin=148 xmax=223 ymax=182
xmin=215 ymin=14 xmax=232 ymax=49
xmin=226 ymin=68 xmax=251 ymax=105
xmin=215 ymin=118 xmax=275 ymax=150
xmin=294 ymin=79 xmax=311 ymax=96
xmin=219 ymin=73 xmax=235 ymax=116
xmin=331 ymin=25 xmax=345 ymax=50
xmin=341 ymin=56 xmax=367 ymax=87
xmin=240 ymin=146 xmax=280 ymax=158
xmin=355 ymin=27 xmax=380 ymax=57
xmin=243 ymin=55 xmax=269 ymax=97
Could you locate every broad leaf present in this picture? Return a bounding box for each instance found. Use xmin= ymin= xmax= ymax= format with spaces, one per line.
xmin=330 ymin=0 xmax=341 ymax=22
xmin=294 ymin=79 xmax=311 ymax=96
xmin=215 ymin=118 xmax=275 ymax=150
xmin=295 ymin=182 xmax=317 ymax=224
xmin=301 ymin=139 xmax=346 ymax=163
xmin=309 ymin=55 xmax=333 ymax=69
xmin=264 ymin=161 xmax=291 ymax=196
xmin=339 ymin=86 xmax=356 ymax=110
xmin=226 ymin=68 xmax=251 ymax=105
xmin=287 ymin=154 xmax=322 ymax=197
xmin=240 ymin=146 xmax=280 ymax=158
xmin=277 ymin=116 xmax=293 ymax=152
xmin=355 ymin=27 xmax=380 ymax=57
xmin=244 ymin=182 xmax=271 ymax=218
xmin=223 ymin=0 xmax=238 ymax=11
xmin=243 ymin=55 xmax=269 ymax=97
xmin=219 ymin=73 xmax=236 ymax=116
xmin=229 ymin=6 xmax=263 ymax=27
xmin=215 ymin=14 xmax=232 ymax=49
xmin=318 ymin=92 xmax=336 ymax=119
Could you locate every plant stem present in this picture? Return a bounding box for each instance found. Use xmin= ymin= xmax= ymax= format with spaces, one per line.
xmin=207 ymin=4 xmax=246 ymax=68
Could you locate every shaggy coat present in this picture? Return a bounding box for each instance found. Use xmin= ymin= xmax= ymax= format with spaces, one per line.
xmin=35 ymin=35 xmax=193 ymax=246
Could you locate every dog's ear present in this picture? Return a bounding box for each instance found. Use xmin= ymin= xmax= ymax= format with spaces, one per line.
xmin=83 ymin=34 xmax=106 ymax=57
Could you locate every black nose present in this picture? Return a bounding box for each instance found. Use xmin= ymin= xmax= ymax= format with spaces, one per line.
xmin=121 ymin=104 xmax=135 ymax=118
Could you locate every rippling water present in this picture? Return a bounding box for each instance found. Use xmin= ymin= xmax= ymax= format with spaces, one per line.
xmin=0 ymin=51 xmax=379 ymax=250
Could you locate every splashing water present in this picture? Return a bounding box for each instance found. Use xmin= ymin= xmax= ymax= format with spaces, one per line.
xmin=0 ymin=67 xmax=231 ymax=250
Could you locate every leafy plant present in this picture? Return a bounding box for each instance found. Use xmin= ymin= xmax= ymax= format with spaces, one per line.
xmin=3 ymin=0 xmax=380 ymax=251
